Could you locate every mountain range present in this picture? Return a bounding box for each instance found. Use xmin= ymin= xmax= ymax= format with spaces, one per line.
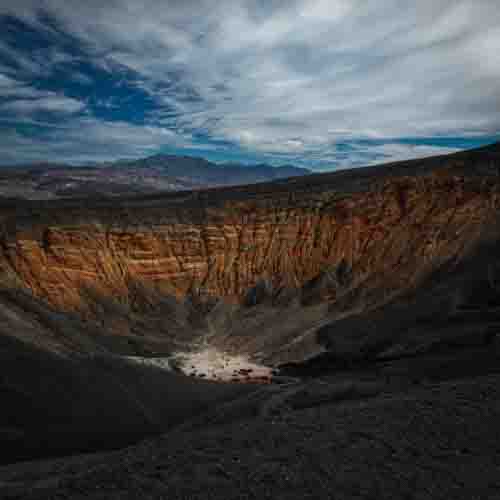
xmin=0 ymin=155 xmax=309 ymax=200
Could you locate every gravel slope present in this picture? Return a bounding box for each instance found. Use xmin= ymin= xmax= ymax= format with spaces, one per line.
xmin=1 ymin=372 xmax=500 ymax=499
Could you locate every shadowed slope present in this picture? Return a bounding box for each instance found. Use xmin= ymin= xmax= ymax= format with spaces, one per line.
xmin=0 ymin=291 xmax=253 ymax=464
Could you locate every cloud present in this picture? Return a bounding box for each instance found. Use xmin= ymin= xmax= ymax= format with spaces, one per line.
xmin=0 ymin=73 xmax=85 ymax=114
xmin=0 ymin=73 xmax=17 ymax=87
xmin=0 ymin=0 xmax=499 ymax=166
xmin=0 ymin=117 xmax=191 ymax=164
xmin=71 ymin=71 xmax=93 ymax=85
xmin=2 ymin=95 xmax=85 ymax=114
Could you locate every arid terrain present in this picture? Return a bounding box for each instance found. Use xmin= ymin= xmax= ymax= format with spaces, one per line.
xmin=0 ymin=156 xmax=308 ymax=200
xmin=1 ymin=143 xmax=500 ymax=498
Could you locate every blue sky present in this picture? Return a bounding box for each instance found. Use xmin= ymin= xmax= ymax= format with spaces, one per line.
xmin=0 ymin=1 xmax=499 ymax=170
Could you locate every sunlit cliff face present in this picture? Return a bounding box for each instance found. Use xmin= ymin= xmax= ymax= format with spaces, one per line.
xmin=2 ymin=154 xmax=499 ymax=315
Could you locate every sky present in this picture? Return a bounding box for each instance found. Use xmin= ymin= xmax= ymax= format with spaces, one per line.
xmin=0 ymin=0 xmax=499 ymax=170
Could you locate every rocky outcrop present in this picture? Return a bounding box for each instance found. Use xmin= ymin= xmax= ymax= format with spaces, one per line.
xmin=0 ymin=145 xmax=499 ymax=317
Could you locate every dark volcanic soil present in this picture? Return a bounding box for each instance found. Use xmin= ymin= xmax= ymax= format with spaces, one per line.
xmin=1 ymin=369 xmax=500 ymax=499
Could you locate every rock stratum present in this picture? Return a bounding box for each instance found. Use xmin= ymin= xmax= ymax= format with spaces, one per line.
xmin=2 ymin=143 xmax=499 ymax=317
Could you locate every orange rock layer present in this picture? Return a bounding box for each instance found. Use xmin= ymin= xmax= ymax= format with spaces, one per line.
xmin=1 ymin=168 xmax=499 ymax=313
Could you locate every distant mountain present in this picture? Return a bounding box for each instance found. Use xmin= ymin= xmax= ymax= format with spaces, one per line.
xmin=120 ymin=154 xmax=309 ymax=185
xmin=0 ymin=155 xmax=310 ymax=200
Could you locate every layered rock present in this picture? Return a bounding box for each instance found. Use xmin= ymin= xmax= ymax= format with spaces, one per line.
xmin=0 ymin=145 xmax=499 ymax=316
